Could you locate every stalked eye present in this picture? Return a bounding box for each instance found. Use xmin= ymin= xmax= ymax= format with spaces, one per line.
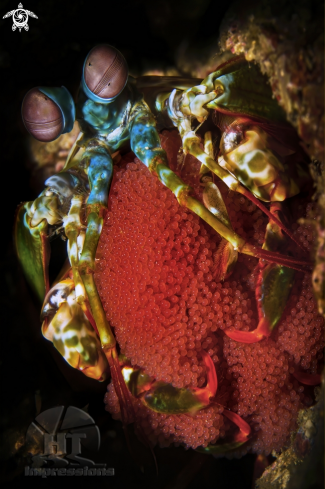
xmin=22 ymin=87 xmax=64 ymax=142
xmin=83 ymin=45 xmax=128 ymax=100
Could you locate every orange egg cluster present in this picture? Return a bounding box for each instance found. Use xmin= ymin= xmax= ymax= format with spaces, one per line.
xmin=276 ymin=276 xmax=324 ymax=370
xmin=95 ymin=163 xmax=267 ymax=389
xmin=224 ymin=338 xmax=302 ymax=455
xmin=95 ymin=130 xmax=324 ymax=454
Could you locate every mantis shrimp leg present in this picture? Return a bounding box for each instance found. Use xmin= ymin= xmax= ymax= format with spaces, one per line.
xmin=130 ymin=112 xmax=310 ymax=273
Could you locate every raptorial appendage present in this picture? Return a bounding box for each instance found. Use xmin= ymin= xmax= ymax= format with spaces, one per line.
xmin=41 ymin=277 xmax=108 ymax=380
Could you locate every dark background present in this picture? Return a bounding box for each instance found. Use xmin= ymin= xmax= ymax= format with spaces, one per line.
xmin=0 ymin=1 xmax=320 ymax=488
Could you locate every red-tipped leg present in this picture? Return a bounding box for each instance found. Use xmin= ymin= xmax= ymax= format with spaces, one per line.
xmin=226 ymin=204 xmax=300 ymax=345
xmin=106 ymin=347 xmax=135 ymax=425
xmin=195 ymin=351 xmax=218 ymax=405
xmin=83 ymin=304 xmax=99 ymax=336
xmin=225 ymin=318 xmax=271 ymax=344
xmin=203 ymin=351 xmax=218 ymax=397
xmin=243 ymin=244 xmax=312 ymax=273
xmin=222 ymin=409 xmax=251 ymax=444
xmin=237 ymin=186 xmax=305 ymax=251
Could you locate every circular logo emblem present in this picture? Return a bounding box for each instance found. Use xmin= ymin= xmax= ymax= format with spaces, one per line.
xmin=3 ymin=3 xmax=38 ymax=32
xmin=26 ymin=406 xmax=101 ymax=467
xmin=13 ymin=8 xmax=28 ymax=30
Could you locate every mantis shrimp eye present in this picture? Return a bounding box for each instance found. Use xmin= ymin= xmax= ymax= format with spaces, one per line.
xmin=82 ymin=44 xmax=128 ymax=103
xmin=22 ymin=87 xmax=63 ymax=142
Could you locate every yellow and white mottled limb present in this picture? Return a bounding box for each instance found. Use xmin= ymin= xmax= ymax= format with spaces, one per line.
xmin=25 ymin=190 xmax=62 ymax=227
xmin=42 ymin=279 xmax=108 ymax=381
xmin=167 ymin=92 xmax=240 ymax=192
xmin=170 ymin=81 xmax=303 ymax=203
xmin=202 ymin=182 xmax=238 ymax=280
xmin=220 ymin=126 xmax=300 ymax=202
xmin=204 ymin=131 xmax=214 ymax=159
xmin=198 ymin=131 xmax=214 ymax=178
xmin=167 ymin=90 xmax=306 ymax=249
xmin=178 ymin=85 xmax=217 ymax=122
xmin=63 ymin=195 xmax=87 ymax=304
xmin=183 ymin=131 xmax=241 ymax=192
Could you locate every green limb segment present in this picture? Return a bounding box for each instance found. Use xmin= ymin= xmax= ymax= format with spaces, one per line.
xmin=82 ymin=272 xmax=116 ymax=350
xmin=226 ymin=264 xmax=295 ymax=344
xmin=77 ymin=208 xmax=116 ymax=351
xmin=15 ymin=203 xmax=50 ymax=302
xmin=144 ymin=382 xmax=206 ymax=414
xmin=15 ymin=171 xmax=88 ymax=303
xmin=204 ymin=60 xmax=286 ymax=123
xmin=79 ymin=212 xmax=104 ymax=273
xmin=122 ymin=351 xmax=217 ymax=415
xmin=137 ymin=352 xmax=218 ymax=414
xmin=226 ymin=203 xmax=296 ymax=343
xmin=258 ymin=264 xmax=295 ymax=331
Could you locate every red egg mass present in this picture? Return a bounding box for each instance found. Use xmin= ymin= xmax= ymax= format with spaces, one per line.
xmin=94 ymin=130 xmax=324 ymax=455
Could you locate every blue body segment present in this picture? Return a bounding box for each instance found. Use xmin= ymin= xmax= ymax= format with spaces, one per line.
xmin=76 ymin=78 xmax=168 ymax=196
xmin=130 ymin=110 xmax=167 ymax=168
xmin=78 ymin=85 xmax=131 ymax=140
xmin=85 ymin=147 xmax=114 ymax=207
